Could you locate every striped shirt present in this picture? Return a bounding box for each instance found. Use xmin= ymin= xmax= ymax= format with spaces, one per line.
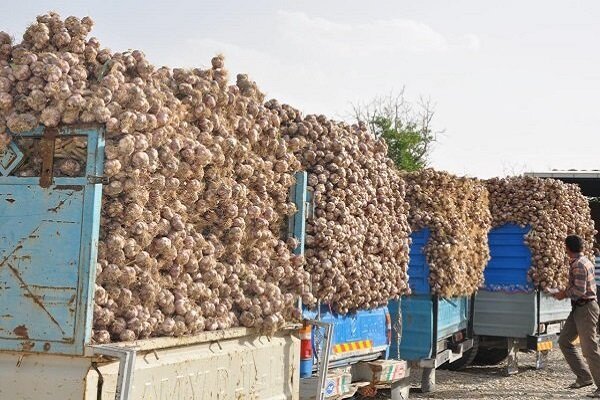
xmin=567 ymin=253 xmax=597 ymax=302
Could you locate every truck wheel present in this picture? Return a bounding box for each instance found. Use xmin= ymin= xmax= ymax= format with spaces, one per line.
xmin=443 ymin=336 xmax=479 ymax=371
xmin=473 ymin=347 xmax=509 ymax=366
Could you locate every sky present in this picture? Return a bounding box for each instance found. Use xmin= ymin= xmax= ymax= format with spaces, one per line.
xmin=3 ymin=1 xmax=600 ymax=178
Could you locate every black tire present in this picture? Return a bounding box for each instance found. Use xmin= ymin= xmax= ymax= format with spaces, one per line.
xmin=473 ymin=347 xmax=509 ymax=366
xmin=442 ymin=336 xmax=479 ymax=371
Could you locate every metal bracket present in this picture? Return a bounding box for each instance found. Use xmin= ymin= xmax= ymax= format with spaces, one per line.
xmin=506 ymin=338 xmax=520 ymax=375
xmin=91 ymin=345 xmax=137 ymax=400
xmin=307 ymin=188 xmax=316 ymax=220
xmin=448 ymin=338 xmax=473 ymax=363
xmin=87 ymin=175 xmax=109 ymax=184
xmin=305 ymin=319 xmax=333 ymax=400
xmin=0 ymin=140 xmax=24 ymax=176
xmin=288 ymin=171 xmax=307 ymax=257
xmin=535 ymin=350 xmax=549 ymax=369
xmin=421 ymin=366 xmax=436 ymax=393
xmin=39 ymin=127 xmax=58 ymax=188
xmin=393 ymin=299 xmax=402 ymax=362
xmin=390 ymin=372 xmax=411 ymax=400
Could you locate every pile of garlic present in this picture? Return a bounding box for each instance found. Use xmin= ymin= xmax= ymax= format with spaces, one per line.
xmin=267 ymin=102 xmax=412 ymax=313
xmin=486 ymin=176 xmax=596 ymax=291
xmin=404 ymin=169 xmax=492 ymax=297
xmin=0 ymin=13 xmax=413 ymax=342
xmin=0 ymin=13 xmax=307 ymax=342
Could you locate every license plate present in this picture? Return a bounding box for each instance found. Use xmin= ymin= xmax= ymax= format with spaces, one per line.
xmin=537 ymin=341 xmax=553 ymax=351
xmin=546 ymin=323 xmax=561 ymax=335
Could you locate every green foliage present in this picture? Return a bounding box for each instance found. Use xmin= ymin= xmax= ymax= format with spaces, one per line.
xmin=370 ymin=115 xmax=433 ymax=172
xmin=353 ymin=91 xmax=437 ymax=171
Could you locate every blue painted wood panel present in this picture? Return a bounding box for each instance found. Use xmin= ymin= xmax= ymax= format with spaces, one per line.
xmin=391 ymin=228 xmax=471 ymax=360
xmin=407 ymin=228 xmax=431 ymax=294
xmin=483 ymin=223 xmax=533 ymax=292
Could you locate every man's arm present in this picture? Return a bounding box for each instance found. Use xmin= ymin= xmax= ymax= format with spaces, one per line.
xmin=566 ymin=261 xmax=587 ymax=300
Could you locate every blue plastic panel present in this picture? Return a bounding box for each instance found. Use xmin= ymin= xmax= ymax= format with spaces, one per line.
xmin=484 ymin=224 xmax=533 ymax=292
xmin=390 ymin=295 xmax=469 ymax=361
xmin=407 ymin=229 xmax=430 ymax=294
xmin=304 ymin=305 xmax=388 ymax=359
xmin=0 ymin=126 xmax=104 ymax=355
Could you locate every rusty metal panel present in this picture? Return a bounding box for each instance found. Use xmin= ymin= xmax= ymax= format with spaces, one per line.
xmin=0 ymin=126 xmax=104 ymax=355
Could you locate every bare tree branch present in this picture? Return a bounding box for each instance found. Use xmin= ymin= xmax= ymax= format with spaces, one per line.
xmin=351 ymin=90 xmax=441 ymax=170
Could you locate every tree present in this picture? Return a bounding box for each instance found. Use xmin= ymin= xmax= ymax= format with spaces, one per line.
xmin=352 ymin=90 xmax=438 ymax=171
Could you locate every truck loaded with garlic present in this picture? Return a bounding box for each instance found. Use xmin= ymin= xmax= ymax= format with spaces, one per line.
xmin=389 ymin=170 xmax=492 ymax=392
xmin=0 ymin=12 xmax=412 ymax=345
xmin=463 ymin=176 xmax=597 ymax=375
xmin=403 ymin=169 xmax=492 ymax=297
xmin=486 ymin=176 xmax=596 ymax=291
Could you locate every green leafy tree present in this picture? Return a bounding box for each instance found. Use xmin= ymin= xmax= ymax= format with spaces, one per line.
xmin=353 ymin=90 xmax=437 ymax=171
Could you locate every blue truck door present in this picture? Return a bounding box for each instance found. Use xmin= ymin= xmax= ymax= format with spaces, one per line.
xmin=0 ymin=126 xmax=104 ymax=355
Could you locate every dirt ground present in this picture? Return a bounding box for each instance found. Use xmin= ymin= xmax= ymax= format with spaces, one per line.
xmin=374 ymin=349 xmax=596 ymax=399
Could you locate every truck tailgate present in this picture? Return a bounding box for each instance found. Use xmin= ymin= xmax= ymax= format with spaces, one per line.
xmin=89 ymin=329 xmax=299 ymax=400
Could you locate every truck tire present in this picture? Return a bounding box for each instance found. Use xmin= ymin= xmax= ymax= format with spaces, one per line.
xmin=443 ymin=336 xmax=479 ymax=371
xmin=473 ymin=347 xmax=509 ymax=366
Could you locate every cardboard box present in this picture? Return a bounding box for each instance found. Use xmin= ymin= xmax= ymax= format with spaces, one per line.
xmin=353 ymin=359 xmax=408 ymax=384
xmin=300 ymin=368 xmax=353 ymax=399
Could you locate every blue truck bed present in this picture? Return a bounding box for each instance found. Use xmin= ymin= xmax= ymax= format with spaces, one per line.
xmin=389 ymin=229 xmax=472 ymax=362
xmin=474 ymin=224 xmax=571 ymax=340
xmin=389 ymin=295 xmax=469 ymax=360
xmin=472 ymin=223 xmax=571 ymax=377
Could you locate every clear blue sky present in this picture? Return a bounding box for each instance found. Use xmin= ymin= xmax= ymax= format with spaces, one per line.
xmin=3 ymin=1 xmax=600 ymax=177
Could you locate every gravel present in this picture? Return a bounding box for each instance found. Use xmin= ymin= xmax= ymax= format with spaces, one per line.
xmin=408 ymin=350 xmax=591 ymax=400
xmin=368 ymin=349 xmax=594 ymax=399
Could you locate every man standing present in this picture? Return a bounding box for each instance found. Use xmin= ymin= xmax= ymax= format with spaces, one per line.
xmin=556 ymin=235 xmax=600 ymax=398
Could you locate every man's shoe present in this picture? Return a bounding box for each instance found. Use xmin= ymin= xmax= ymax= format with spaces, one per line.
xmin=570 ymin=381 xmax=593 ymax=389
xmin=586 ymin=388 xmax=600 ymax=398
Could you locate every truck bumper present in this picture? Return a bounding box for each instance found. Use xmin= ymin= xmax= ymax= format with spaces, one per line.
xmin=413 ymin=338 xmax=474 ymax=369
xmin=526 ymin=334 xmax=557 ymax=351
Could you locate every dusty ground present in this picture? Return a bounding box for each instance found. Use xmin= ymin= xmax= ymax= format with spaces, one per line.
xmin=373 ymin=350 xmax=596 ymax=399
